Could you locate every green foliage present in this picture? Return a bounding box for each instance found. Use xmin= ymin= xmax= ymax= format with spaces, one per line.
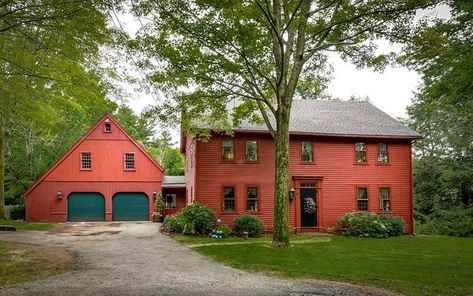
xmin=416 ymin=208 xmax=473 ymax=238
xmin=212 ymin=223 xmax=232 ymax=238
xmin=179 ymin=203 xmax=217 ymax=235
xmin=234 ymin=215 xmax=265 ymax=238
xmin=154 ymin=192 xmax=165 ymax=213
xmin=336 ymin=212 xmax=405 ymax=238
xmin=9 ymin=204 xmax=25 ymax=221
xmin=163 ymin=214 xmax=185 ymax=233
xmin=148 ymin=131 xmax=185 ymax=176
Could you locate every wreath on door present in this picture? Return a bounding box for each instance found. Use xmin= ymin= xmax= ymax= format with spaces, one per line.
xmin=303 ymin=197 xmax=316 ymax=214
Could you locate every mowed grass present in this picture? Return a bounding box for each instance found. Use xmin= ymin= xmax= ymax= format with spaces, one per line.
xmin=174 ymin=234 xmax=473 ymax=296
xmin=0 ymin=220 xmax=56 ymax=231
xmin=170 ymin=233 xmax=328 ymax=245
xmin=0 ymin=241 xmax=74 ymax=286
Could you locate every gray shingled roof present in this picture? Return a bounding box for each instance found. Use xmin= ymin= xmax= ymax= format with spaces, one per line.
xmin=196 ymin=100 xmax=421 ymax=139
xmin=162 ymin=176 xmax=186 ymax=188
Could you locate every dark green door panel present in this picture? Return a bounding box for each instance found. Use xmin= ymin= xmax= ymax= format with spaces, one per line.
xmin=112 ymin=193 xmax=149 ymax=221
xmin=68 ymin=193 xmax=105 ymax=222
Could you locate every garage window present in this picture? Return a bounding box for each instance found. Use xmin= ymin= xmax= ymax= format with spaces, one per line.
xmin=124 ymin=153 xmax=135 ymax=170
xmin=81 ymin=152 xmax=92 ymax=170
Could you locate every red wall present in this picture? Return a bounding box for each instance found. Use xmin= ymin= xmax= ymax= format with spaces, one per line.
xmin=162 ymin=188 xmax=186 ymax=216
xmin=187 ymin=132 xmax=414 ymax=233
xmin=25 ymin=115 xmax=163 ymax=222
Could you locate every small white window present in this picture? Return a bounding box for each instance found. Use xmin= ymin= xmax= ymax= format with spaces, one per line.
xmin=81 ymin=152 xmax=92 ymax=170
xmin=124 ymin=153 xmax=135 ymax=170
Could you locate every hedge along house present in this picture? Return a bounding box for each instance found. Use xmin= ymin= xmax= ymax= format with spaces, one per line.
xmin=182 ymin=100 xmax=422 ymax=233
xmin=24 ymin=114 xmax=165 ymax=222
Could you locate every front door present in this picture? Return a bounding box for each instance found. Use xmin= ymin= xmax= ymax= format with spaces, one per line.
xmin=300 ymin=185 xmax=317 ymax=227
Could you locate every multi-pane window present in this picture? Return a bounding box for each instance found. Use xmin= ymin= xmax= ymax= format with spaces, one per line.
xmin=302 ymin=141 xmax=313 ymax=162
xmin=165 ymin=193 xmax=177 ymax=209
xmin=245 ymin=140 xmax=258 ymax=162
xmin=222 ymin=139 xmax=234 ymax=161
xmin=357 ymin=187 xmax=368 ymax=211
xmin=247 ymin=187 xmax=259 ymax=211
xmin=124 ymin=153 xmax=135 ymax=170
xmin=223 ymin=187 xmax=235 ymax=211
xmin=104 ymin=122 xmax=111 ymax=132
xmin=380 ymin=188 xmax=391 ymax=211
xmin=80 ymin=152 xmax=91 ymax=170
xmin=378 ymin=143 xmax=388 ymax=163
xmin=355 ymin=143 xmax=367 ymax=163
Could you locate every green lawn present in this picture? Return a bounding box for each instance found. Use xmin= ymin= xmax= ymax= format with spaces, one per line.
xmin=0 ymin=220 xmax=56 ymax=231
xmin=172 ymin=234 xmax=473 ymax=296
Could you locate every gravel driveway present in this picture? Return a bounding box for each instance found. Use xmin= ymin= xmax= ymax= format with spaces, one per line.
xmin=0 ymin=222 xmax=396 ymax=296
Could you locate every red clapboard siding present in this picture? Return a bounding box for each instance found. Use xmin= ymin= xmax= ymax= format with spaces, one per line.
xmin=24 ymin=114 xmax=163 ymax=222
xmin=187 ymin=132 xmax=414 ymax=233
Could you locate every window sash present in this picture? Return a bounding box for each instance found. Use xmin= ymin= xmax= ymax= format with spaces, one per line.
xmin=355 ymin=143 xmax=367 ymax=163
xmin=378 ymin=143 xmax=388 ymax=163
xmin=357 ymin=188 xmax=368 ymax=211
xmin=81 ymin=153 xmax=91 ymax=170
xmin=245 ymin=140 xmax=258 ymax=161
xmin=125 ymin=153 xmax=135 ymax=170
xmin=222 ymin=140 xmax=234 ymax=160
xmin=379 ymin=188 xmax=391 ymax=211
xmin=301 ymin=141 xmax=313 ymax=162
xmin=223 ymin=187 xmax=235 ymax=211
xmin=246 ymin=187 xmax=258 ymax=211
xmin=104 ymin=123 xmax=111 ymax=132
xmin=165 ymin=194 xmax=177 ymax=208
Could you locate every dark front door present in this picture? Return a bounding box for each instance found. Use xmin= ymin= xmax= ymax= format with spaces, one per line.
xmin=300 ymin=186 xmax=317 ymax=227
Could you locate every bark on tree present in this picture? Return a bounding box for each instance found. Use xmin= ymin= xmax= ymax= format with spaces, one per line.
xmin=0 ymin=131 xmax=5 ymax=220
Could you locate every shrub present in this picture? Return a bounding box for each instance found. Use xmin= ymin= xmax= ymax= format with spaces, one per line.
xmin=212 ymin=223 xmax=232 ymax=238
xmin=9 ymin=204 xmax=25 ymax=221
xmin=154 ymin=192 xmax=165 ymax=213
xmin=234 ymin=214 xmax=264 ymax=237
xmin=179 ymin=203 xmax=216 ymax=235
xmin=163 ymin=214 xmax=185 ymax=233
xmin=336 ymin=211 xmax=405 ymax=238
xmin=416 ymin=208 xmax=473 ymax=237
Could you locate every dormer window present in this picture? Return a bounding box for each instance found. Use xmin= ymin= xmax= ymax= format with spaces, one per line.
xmin=104 ymin=121 xmax=111 ymax=133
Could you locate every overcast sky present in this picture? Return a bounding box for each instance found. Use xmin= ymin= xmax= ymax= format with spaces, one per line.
xmin=114 ymin=4 xmax=451 ymax=123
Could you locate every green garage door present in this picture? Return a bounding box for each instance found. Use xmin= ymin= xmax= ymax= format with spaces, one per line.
xmin=68 ymin=193 xmax=105 ymax=222
xmin=112 ymin=193 xmax=149 ymax=221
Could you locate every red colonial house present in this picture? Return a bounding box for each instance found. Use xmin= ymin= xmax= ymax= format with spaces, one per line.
xmin=25 ymin=114 xmax=168 ymax=222
xmin=182 ymin=100 xmax=421 ymax=233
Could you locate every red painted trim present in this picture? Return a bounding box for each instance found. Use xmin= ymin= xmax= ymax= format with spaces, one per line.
xmin=377 ymin=185 xmax=392 ymax=213
xmin=300 ymin=140 xmax=315 ymax=164
xmin=376 ymin=142 xmax=391 ymax=165
xmin=124 ymin=152 xmax=136 ymax=171
xmin=354 ymin=185 xmax=370 ymax=211
xmin=79 ymin=152 xmax=92 ymax=171
xmin=244 ymin=138 xmax=260 ymax=163
xmin=24 ymin=113 xmax=163 ymax=196
xmin=245 ymin=184 xmax=261 ymax=213
xmin=221 ymin=138 xmax=235 ymax=162
xmin=353 ymin=142 xmax=368 ymax=165
xmin=220 ymin=185 xmax=237 ymax=214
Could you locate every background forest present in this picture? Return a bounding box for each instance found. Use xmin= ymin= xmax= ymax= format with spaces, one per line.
xmin=0 ymin=1 xmax=471 ymax=237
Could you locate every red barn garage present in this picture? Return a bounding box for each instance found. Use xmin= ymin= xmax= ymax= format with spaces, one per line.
xmin=24 ymin=114 xmax=164 ymax=222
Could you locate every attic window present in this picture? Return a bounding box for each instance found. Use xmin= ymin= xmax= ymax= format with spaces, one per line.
xmin=124 ymin=153 xmax=135 ymax=170
xmin=104 ymin=121 xmax=111 ymax=133
xmin=81 ymin=152 xmax=92 ymax=170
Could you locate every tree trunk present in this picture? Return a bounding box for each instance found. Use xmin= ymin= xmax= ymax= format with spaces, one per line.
xmin=272 ymin=105 xmax=291 ymax=247
xmin=0 ymin=132 xmax=5 ymax=220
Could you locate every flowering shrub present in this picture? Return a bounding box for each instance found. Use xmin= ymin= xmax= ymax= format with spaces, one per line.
xmin=336 ymin=211 xmax=405 ymax=238
xmin=212 ymin=223 xmax=232 ymax=238
xmin=163 ymin=203 xmax=217 ymax=235
xmin=303 ymin=197 xmax=316 ymax=214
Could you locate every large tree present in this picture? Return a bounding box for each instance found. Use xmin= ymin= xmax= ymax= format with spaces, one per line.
xmin=133 ymin=0 xmax=441 ymax=246
xmin=0 ymin=0 xmax=119 ymax=218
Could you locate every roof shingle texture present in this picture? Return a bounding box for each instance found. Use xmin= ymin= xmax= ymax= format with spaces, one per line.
xmin=196 ymin=100 xmax=421 ymax=138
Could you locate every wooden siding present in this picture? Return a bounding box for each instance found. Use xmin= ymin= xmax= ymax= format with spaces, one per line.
xmin=25 ymin=114 xmax=163 ymax=222
xmin=190 ymin=132 xmax=414 ymax=233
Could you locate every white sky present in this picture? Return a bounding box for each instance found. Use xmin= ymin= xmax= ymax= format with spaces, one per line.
xmin=114 ymin=4 xmax=451 ymax=126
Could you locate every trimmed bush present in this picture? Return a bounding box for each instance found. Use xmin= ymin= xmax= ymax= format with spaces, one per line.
xmin=212 ymin=223 xmax=232 ymax=238
xmin=9 ymin=204 xmax=25 ymax=221
xmin=180 ymin=203 xmax=216 ymax=235
xmin=336 ymin=211 xmax=406 ymax=238
xmin=234 ymin=214 xmax=264 ymax=237
xmin=163 ymin=214 xmax=185 ymax=233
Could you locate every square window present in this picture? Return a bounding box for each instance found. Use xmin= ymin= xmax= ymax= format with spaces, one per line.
xmin=125 ymin=153 xmax=135 ymax=170
xmin=223 ymin=187 xmax=235 ymax=211
xmin=247 ymin=187 xmax=259 ymax=211
xmin=81 ymin=153 xmax=91 ymax=170
xmin=302 ymin=141 xmax=313 ymax=162
xmin=222 ymin=139 xmax=234 ymax=161
xmin=355 ymin=143 xmax=367 ymax=163
xmin=357 ymin=187 xmax=368 ymax=211
xmin=245 ymin=140 xmax=258 ymax=161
